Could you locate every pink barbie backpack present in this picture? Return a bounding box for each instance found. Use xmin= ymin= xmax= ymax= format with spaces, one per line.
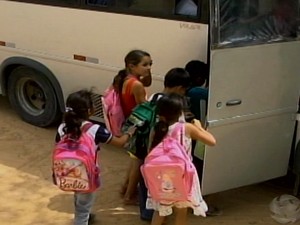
xmin=141 ymin=123 xmax=195 ymax=202
xmin=101 ymin=86 xmax=125 ymax=137
xmin=52 ymin=123 xmax=100 ymax=193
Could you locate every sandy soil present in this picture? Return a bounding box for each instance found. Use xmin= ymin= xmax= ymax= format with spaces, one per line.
xmin=0 ymin=96 xmax=295 ymax=225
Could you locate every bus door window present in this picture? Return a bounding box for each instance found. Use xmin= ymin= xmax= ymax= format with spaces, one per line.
xmin=216 ymin=0 xmax=299 ymax=47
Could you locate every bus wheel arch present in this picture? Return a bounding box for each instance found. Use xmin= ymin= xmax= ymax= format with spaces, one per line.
xmin=1 ymin=57 xmax=65 ymax=127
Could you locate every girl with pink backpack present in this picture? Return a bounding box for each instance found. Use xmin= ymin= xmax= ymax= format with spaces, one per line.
xmin=115 ymin=50 xmax=153 ymax=205
xmin=144 ymin=93 xmax=216 ymax=225
xmin=55 ymin=89 xmax=136 ymax=225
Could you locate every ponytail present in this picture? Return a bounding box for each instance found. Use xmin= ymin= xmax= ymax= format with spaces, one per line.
xmin=150 ymin=93 xmax=184 ymax=149
xmin=116 ymin=69 xmax=128 ymax=93
xmin=150 ymin=121 xmax=169 ymax=149
xmin=63 ymin=110 xmax=82 ymax=139
xmin=62 ymin=89 xmax=94 ymax=140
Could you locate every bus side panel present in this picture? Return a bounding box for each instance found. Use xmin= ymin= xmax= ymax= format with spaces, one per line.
xmin=208 ymin=42 xmax=300 ymax=120
xmin=0 ymin=1 xmax=209 ymax=95
xmin=202 ymin=41 xmax=300 ymax=195
xmin=202 ymin=113 xmax=295 ymax=195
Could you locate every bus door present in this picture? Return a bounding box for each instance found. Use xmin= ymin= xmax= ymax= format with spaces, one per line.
xmin=201 ymin=0 xmax=300 ymax=195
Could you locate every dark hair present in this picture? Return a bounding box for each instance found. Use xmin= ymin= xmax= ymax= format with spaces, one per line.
xmin=151 ymin=93 xmax=183 ymax=149
xmin=185 ymin=60 xmax=208 ymax=87
xmin=63 ymin=89 xmax=94 ymax=139
xmin=163 ymin=68 xmax=191 ymax=89
xmin=116 ymin=50 xmax=151 ymax=92
xmin=112 ymin=73 xmax=121 ymax=91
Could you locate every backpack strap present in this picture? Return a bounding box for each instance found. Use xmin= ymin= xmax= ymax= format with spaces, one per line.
xmin=170 ymin=122 xmax=184 ymax=146
xmin=81 ymin=122 xmax=94 ymax=133
xmin=169 ymin=122 xmax=193 ymax=164
xmin=150 ymin=93 xmax=164 ymax=104
xmin=81 ymin=122 xmax=98 ymax=163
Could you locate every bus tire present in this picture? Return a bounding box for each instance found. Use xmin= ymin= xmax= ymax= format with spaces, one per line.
xmin=7 ymin=66 xmax=60 ymax=127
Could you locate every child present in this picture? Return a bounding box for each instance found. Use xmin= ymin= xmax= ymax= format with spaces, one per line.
xmin=139 ymin=67 xmax=192 ymax=221
xmin=146 ymin=93 xmax=216 ymax=225
xmin=55 ymin=89 xmax=135 ymax=225
xmin=147 ymin=67 xmax=192 ymax=121
xmin=185 ymin=60 xmax=209 ymax=121
xmin=162 ymin=67 xmax=191 ymax=97
xmin=185 ymin=60 xmax=222 ymax=216
xmin=116 ymin=49 xmax=153 ymax=205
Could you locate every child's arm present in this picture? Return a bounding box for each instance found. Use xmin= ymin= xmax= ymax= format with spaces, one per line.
xmin=185 ymin=119 xmax=216 ymax=146
xmin=108 ymin=126 xmax=136 ymax=147
xmin=132 ymin=81 xmax=147 ymax=104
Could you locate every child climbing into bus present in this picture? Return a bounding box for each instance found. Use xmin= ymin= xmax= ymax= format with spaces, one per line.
xmin=116 ymin=49 xmax=153 ymax=205
xmin=185 ymin=60 xmax=222 ymax=216
xmin=185 ymin=60 xmax=209 ymax=121
xmin=144 ymin=93 xmax=216 ymax=225
xmin=185 ymin=60 xmax=209 ymax=177
xmin=55 ymin=89 xmax=136 ymax=225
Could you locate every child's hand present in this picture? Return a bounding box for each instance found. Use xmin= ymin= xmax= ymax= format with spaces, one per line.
xmin=140 ymin=73 xmax=152 ymax=87
xmin=192 ymin=119 xmax=203 ymax=129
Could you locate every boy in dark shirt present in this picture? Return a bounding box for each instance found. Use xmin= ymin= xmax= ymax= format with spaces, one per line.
xmin=185 ymin=60 xmax=222 ymax=217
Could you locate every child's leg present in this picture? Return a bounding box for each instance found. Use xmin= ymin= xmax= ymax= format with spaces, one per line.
xmin=74 ymin=192 xmax=96 ymax=225
xmin=138 ymin=177 xmax=154 ymax=221
xmin=120 ymin=163 xmax=131 ymax=196
xmin=151 ymin=211 xmax=165 ymax=225
xmin=174 ymin=207 xmax=188 ymax=225
xmin=124 ymin=157 xmax=142 ymax=204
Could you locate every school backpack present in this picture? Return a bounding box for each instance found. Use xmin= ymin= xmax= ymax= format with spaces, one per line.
xmin=52 ymin=123 xmax=100 ymax=193
xmin=102 ymin=77 xmax=137 ymax=136
xmin=122 ymin=93 xmax=163 ymax=154
xmin=141 ymin=123 xmax=195 ymax=202
xmin=101 ymin=86 xmax=125 ymax=137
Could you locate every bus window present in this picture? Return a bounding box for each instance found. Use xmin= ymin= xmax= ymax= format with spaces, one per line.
xmin=128 ymin=0 xmax=175 ymax=16
xmin=9 ymin=0 xmax=205 ymax=21
xmin=9 ymin=0 xmax=79 ymax=6
xmin=87 ymin=0 xmax=113 ymax=6
xmin=216 ymin=0 xmax=299 ymax=47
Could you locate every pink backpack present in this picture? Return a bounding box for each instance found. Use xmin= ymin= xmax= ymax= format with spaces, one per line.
xmin=52 ymin=123 xmax=100 ymax=193
xmin=141 ymin=123 xmax=195 ymax=202
xmin=101 ymin=86 xmax=125 ymax=137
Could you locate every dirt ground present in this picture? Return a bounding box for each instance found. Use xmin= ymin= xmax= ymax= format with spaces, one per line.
xmin=0 ymin=95 xmax=296 ymax=225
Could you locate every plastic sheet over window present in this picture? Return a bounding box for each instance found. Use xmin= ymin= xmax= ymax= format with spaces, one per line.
xmin=217 ymin=0 xmax=299 ymax=47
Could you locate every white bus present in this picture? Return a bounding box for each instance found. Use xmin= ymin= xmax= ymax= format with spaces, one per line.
xmin=0 ymin=0 xmax=299 ymax=195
